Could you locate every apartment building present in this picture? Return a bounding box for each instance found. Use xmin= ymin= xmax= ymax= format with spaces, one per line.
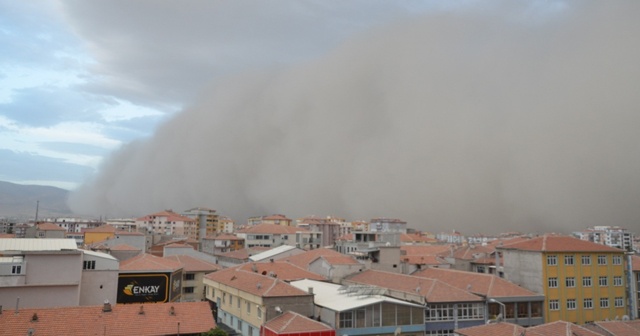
xmin=204 ymin=266 xmax=315 ymax=336
xmin=297 ymin=216 xmax=342 ymax=247
xmin=498 ymin=235 xmax=627 ymax=324
xmin=202 ymin=234 xmax=245 ymax=255
xmin=236 ymin=223 xmax=322 ymax=250
xmin=135 ymin=210 xmax=197 ymax=239
xmin=572 ymin=226 xmax=634 ymax=251
xmin=24 ymin=222 xmax=66 ymax=238
xmin=248 ymin=214 xmax=293 ymax=227
xmin=0 ymin=238 xmax=118 ymax=308
xmin=164 ymin=254 xmax=221 ymax=302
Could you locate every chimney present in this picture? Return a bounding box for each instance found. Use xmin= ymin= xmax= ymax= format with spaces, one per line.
xmin=102 ymin=300 xmax=112 ymax=312
xmin=308 ymin=287 xmax=314 ymax=295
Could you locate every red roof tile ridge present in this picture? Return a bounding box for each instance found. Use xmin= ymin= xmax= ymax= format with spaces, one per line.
xmin=264 ymin=276 xmax=280 ymax=295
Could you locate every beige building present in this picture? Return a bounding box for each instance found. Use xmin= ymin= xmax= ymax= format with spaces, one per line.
xmin=0 ymin=239 xmax=118 ymax=309
xmin=135 ymin=210 xmax=197 ymax=239
xmin=164 ymin=254 xmax=221 ymax=302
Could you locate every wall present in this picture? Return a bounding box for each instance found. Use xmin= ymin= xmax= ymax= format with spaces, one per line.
xmin=0 ymin=284 xmax=80 ymax=308
xmin=80 ymin=269 xmax=118 ymax=305
xmin=501 ymin=250 xmax=543 ymax=293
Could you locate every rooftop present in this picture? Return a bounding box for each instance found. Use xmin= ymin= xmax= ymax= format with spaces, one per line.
xmin=164 ymin=255 xmax=222 ymax=272
xmin=0 ymin=301 xmax=215 ymax=336
xmin=84 ymin=224 xmax=118 ymax=233
xmin=36 ymin=222 xmax=66 ymax=231
xmin=120 ymin=253 xmax=182 ymax=272
xmin=236 ymin=260 xmax=326 ymax=281
xmin=456 ymin=322 xmax=525 ymax=336
xmin=0 ymin=238 xmax=77 ymax=252
xmin=284 ymin=248 xmax=352 ymax=268
xmin=249 ymin=245 xmax=302 ymax=262
xmin=136 ymin=210 xmax=195 ymax=223
xmin=526 ymin=320 xmax=604 ymax=336
xmin=238 ymin=223 xmax=308 ymax=235
xmin=498 ymin=234 xmax=623 ymax=253
xmin=204 ymin=267 xmax=311 ymax=298
xmin=263 ymin=311 xmax=334 ymax=334
xmin=290 ymin=279 xmax=423 ymax=312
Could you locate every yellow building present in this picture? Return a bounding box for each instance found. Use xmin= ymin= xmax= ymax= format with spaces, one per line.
xmin=498 ymin=235 xmax=627 ymax=324
xmin=83 ymin=224 xmax=117 ymax=245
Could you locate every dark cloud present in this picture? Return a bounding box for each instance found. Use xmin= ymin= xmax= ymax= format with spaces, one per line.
xmin=70 ymin=2 xmax=640 ymax=234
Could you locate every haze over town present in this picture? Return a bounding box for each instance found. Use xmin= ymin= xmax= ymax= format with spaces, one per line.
xmin=2 ymin=1 xmax=640 ymax=234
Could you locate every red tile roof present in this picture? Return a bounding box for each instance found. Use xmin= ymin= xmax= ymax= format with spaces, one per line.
xmin=165 ymin=243 xmax=194 ymax=249
xmin=284 ymin=248 xmax=351 ymax=268
xmin=526 ymin=320 xmax=604 ymax=336
xmin=216 ymin=247 xmax=270 ymax=260
xmin=164 ymin=255 xmax=221 ymax=272
xmin=456 ymin=322 xmax=525 ymax=336
xmin=590 ymin=320 xmax=640 ymax=336
xmin=120 ymin=253 xmax=182 ymax=272
xmin=317 ymin=255 xmax=361 ymax=266
xmin=346 ymin=269 xmax=483 ymax=303
xmin=36 ymin=222 xmax=66 ymax=231
xmin=0 ymin=301 xmax=215 ymax=336
xmin=236 ymin=261 xmax=326 ymax=281
xmin=263 ymin=214 xmax=291 ymax=221
xmin=498 ymin=235 xmax=623 ymax=253
xmin=0 ymin=233 xmax=16 ymax=238
xmin=452 ymin=244 xmax=494 ymax=260
xmin=632 ymin=255 xmax=640 ymax=271
xmin=204 ymin=267 xmax=312 ymax=298
xmin=414 ymin=268 xmax=541 ymax=298
xmin=263 ymin=311 xmax=334 ymax=334
xmin=238 ymin=223 xmax=306 ymax=234
xmin=110 ymin=244 xmax=141 ymax=251
xmin=400 ymin=245 xmax=452 ymax=256
xmin=400 ymin=233 xmax=438 ymax=243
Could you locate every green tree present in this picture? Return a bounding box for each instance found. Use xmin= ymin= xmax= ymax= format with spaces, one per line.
xmin=201 ymin=327 xmax=227 ymax=336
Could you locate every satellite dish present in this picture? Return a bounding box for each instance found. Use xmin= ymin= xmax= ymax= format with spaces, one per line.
xmin=275 ymin=306 xmax=282 ymax=314
xmin=394 ymin=327 xmax=401 ymax=336
xmin=622 ymin=315 xmax=630 ymax=321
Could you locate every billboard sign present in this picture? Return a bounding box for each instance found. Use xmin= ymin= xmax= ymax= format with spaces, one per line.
xmin=117 ymin=273 xmax=170 ymax=303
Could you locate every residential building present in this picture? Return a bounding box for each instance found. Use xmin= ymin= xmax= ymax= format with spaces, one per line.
xmin=135 ymin=210 xmax=198 ymax=239
xmin=290 ymin=279 xmax=426 ymax=336
xmin=162 ymin=242 xmax=218 ymax=265
xmin=498 ymin=235 xmax=627 ymax=324
xmin=572 ymin=226 xmax=634 ymax=251
xmin=164 ymin=254 xmax=221 ymax=302
xmin=117 ymin=253 xmax=183 ymax=304
xmin=215 ymin=247 xmax=270 ymax=268
xmin=248 ymin=214 xmax=293 ymax=227
xmin=24 ymin=222 xmax=66 ymax=238
xmin=83 ymin=224 xmax=118 ymax=245
xmin=283 ymin=248 xmax=363 ymax=282
xmin=369 ymin=217 xmax=407 ymax=233
xmin=297 ymin=216 xmax=342 ymax=247
xmin=219 ymin=216 xmax=235 ymax=233
xmin=236 ymin=223 xmax=322 ymax=250
xmin=414 ymin=268 xmax=545 ymax=326
xmin=261 ymin=311 xmax=336 ymax=336
xmin=632 ymin=255 xmax=640 ymax=319
xmin=202 ymin=234 xmax=245 ymax=255
xmin=182 ymin=207 xmax=219 ymax=239
xmin=0 ymin=301 xmax=216 ymax=336
xmin=0 ymin=238 xmax=118 ymax=308
xmin=204 ymin=266 xmax=315 ymax=336
xmin=344 ymin=269 xmax=486 ymax=334
xmin=436 ymin=230 xmax=465 ymax=244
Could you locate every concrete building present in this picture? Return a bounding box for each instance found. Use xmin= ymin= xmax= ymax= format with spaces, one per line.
xmin=135 ymin=210 xmax=198 ymax=239
xmin=369 ymin=217 xmax=407 ymax=233
xmin=117 ymin=253 xmax=183 ymax=304
xmin=344 ymin=269 xmax=486 ymax=335
xmin=204 ymin=266 xmax=315 ymax=336
xmin=24 ymin=222 xmax=66 ymax=238
xmin=0 ymin=238 xmax=118 ymax=309
xmin=290 ymin=279 xmax=426 ymax=336
xmin=202 ymin=234 xmax=245 ymax=255
xmin=572 ymin=226 xmax=634 ymax=251
xmin=632 ymin=255 xmax=640 ymax=319
xmin=248 ymin=214 xmax=293 ymax=227
xmin=182 ymin=207 xmax=219 ymax=239
xmin=236 ymin=223 xmax=322 ymax=250
xmin=297 ymin=216 xmax=342 ymax=247
xmin=414 ymin=268 xmax=545 ymax=326
xmin=164 ymin=254 xmax=221 ymax=302
xmin=218 ymin=216 xmax=235 ymax=233
xmin=498 ymin=235 xmax=627 ymax=324
xmin=0 ymin=301 xmax=216 ymax=336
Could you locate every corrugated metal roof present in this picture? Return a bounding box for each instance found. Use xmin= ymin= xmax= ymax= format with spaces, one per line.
xmin=290 ymin=279 xmax=423 ymax=312
xmin=249 ymin=245 xmax=299 ymax=261
xmin=0 ymin=238 xmax=78 ymax=252
xmin=82 ymin=249 xmax=118 ymax=261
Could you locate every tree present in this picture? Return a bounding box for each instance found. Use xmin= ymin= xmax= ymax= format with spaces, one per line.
xmin=201 ymin=327 xmax=227 ymax=336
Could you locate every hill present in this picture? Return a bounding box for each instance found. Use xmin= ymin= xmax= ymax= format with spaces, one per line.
xmin=0 ymin=181 xmax=72 ymax=219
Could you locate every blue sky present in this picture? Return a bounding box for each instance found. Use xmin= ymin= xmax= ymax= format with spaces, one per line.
xmin=1 ymin=0 xmax=456 ymax=190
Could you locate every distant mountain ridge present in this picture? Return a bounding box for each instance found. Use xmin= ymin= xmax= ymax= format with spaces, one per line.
xmin=0 ymin=181 xmax=72 ymax=219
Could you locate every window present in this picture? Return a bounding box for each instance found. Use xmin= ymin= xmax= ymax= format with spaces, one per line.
xmin=549 ymin=300 xmax=559 ymax=311
xmin=257 ymin=307 xmax=262 ymax=319
xmin=567 ymin=299 xmax=576 ymax=310
xmin=38 ymin=231 xmax=45 ymax=238
xmin=598 ymin=255 xmax=607 ymax=265
xmin=237 ymin=319 xmax=242 ymax=331
xmin=583 ymin=298 xmax=593 ymax=309
xmin=564 ymin=255 xmax=574 ymax=265
xmin=599 ymin=276 xmax=608 ymax=287
xmin=583 ymin=276 xmax=592 ymax=287
xmin=547 ymin=255 xmax=557 ymax=266
xmin=339 ymin=311 xmax=353 ymax=328
xmin=613 ymin=255 xmax=622 ymax=265
xmin=582 ymin=255 xmax=591 ymax=265
xmin=548 ymin=277 xmax=558 ymax=288
xmin=246 ymin=301 xmax=250 ymax=314
xmin=83 ymin=260 xmax=96 ymax=270
xmin=237 ymin=297 xmax=241 ymax=308
xmin=565 ymin=277 xmax=575 ymax=288
xmin=600 ymin=298 xmax=609 ymax=308
xmin=185 ymin=273 xmax=195 ymax=280
xmin=614 ymin=276 xmax=623 ymax=286
xmin=184 ymin=287 xmax=195 ymax=293
xmin=11 ymin=265 xmax=21 ymax=274
xmin=615 ymin=297 xmax=624 ymax=307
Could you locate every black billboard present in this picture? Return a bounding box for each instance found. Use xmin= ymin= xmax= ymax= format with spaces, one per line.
xmin=117 ymin=273 xmax=170 ymax=304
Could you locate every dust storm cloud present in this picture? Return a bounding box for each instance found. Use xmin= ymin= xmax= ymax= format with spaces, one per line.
xmin=69 ymin=3 xmax=640 ymax=234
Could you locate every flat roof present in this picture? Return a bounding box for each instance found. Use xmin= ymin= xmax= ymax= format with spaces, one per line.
xmin=290 ymin=279 xmax=422 ymax=312
xmin=249 ymin=245 xmax=299 ymax=261
xmin=0 ymin=238 xmax=78 ymax=252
